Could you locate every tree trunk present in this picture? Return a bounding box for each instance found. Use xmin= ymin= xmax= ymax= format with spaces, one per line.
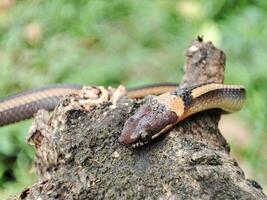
xmin=15 ymin=38 xmax=266 ymax=200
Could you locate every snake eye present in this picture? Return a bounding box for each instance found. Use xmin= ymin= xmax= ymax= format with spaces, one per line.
xmin=140 ymin=130 xmax=151 ymax=141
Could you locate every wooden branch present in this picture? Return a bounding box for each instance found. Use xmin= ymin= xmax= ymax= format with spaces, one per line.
xmin=15 ymin=38 xmax=266 ymax=200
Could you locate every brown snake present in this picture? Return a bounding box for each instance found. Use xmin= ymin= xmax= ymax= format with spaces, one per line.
xmin=0 ymin=83 xmax=245 ymax=147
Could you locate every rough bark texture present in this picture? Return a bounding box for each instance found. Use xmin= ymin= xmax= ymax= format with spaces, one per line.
xmin=15 ymin=38 xmax=266 ymax=200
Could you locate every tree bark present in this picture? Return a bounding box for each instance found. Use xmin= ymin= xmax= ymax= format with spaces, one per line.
xmin=15 ymin=38 xmax=266 ymax=200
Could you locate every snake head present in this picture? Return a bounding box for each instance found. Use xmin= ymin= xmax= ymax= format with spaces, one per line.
xmin=119 ymin=102 xmax=178 ymax=147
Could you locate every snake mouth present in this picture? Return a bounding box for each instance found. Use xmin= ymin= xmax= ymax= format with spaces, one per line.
xmin=130 ymin=140 xmax=150 ymax=148
xmin=119 ymin=102 xmax=178 ymax=147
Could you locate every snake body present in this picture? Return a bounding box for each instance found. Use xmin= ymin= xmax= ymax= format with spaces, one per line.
xmin=119 ymin=83 xmax=246 ymax=147
xmin=0 ymin=83 xmax=178 ymax=126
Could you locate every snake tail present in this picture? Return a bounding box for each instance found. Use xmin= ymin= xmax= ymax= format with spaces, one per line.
xmin=0 ymin=84 xmax=82 ymax=126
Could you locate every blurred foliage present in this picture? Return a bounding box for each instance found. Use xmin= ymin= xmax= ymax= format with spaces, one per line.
xmin=0 ymin=0 xmax=266 ymax=198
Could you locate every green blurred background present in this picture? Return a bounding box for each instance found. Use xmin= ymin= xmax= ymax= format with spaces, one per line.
xmin=0 ymin=0 xmax=266 ymax=198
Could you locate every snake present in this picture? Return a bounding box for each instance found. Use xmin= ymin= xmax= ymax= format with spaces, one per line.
xmin=0 ymin=83 xmax=246 ymax=148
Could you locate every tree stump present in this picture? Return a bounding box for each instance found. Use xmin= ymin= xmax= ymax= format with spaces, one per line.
xmin=15 ymin=38 xmax=266 ymax=200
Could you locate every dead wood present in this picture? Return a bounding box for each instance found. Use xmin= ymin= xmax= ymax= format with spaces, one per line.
xmin=15 ymin=38 xmax=266 ymax=200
